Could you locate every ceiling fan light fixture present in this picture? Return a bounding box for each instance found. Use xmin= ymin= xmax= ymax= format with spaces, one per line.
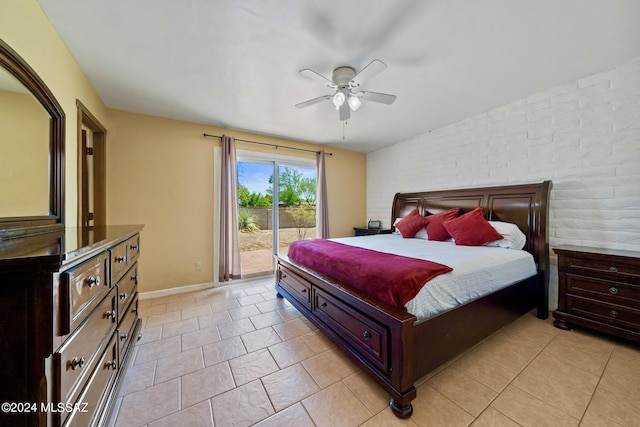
xmin=347 ymin=94 xmax=362 ymax=111
xmin=332 ymin=91 xmax=346 ymax=108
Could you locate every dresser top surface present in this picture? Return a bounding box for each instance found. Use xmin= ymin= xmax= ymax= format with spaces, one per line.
xmin=553 ymin=245 xmax=640 ymax=260
xmin=0 ymin=224 xmax=144 ymax=270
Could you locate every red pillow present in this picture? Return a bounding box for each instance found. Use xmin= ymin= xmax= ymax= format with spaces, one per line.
xmin=425 ymin=208 xmax=460 ymax=241
xmin=395 ymin=209 xmax=428 ymax=238
xmin=443 ymin=207 xmax=503 ymax=246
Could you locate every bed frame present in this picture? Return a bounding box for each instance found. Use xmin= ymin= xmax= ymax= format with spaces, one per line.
xmin=275 ymin=181 xmax=552 ymax=418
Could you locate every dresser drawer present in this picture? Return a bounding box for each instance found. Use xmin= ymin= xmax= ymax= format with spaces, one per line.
xmin=566 ymin=295 xmax=640 ymax=331
xmin=55 ymin=288 xmax=117 ymax=406
xmin=118 ymin=294 xmax=139 ymax=365
xmin=313 ymin=287 xmax=389 ymax=373
xmin=61 ymin=252 xmax=110 ymax=335
xmin=278 ymin=266 xmax=311 ymax=310
xmin=110 ymin=234 xmax=141 ymax=283
xmin=63 ymin=334 xmax=118 ymax=427
xmin=566 ymin=255 xmax=640 ymax=282
xmin=567 ymin=274 xmax=640 ymax=308
xmin=116 ymin=263 xmax=138 ymax=323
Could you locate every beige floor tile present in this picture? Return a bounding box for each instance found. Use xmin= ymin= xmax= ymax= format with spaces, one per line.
xmin=360 ymin=408 xmax=420 ymax=427
xmin=137 ymin=324 xmax=162 ymax=345
xmin=118 ymin=360 xmax=156 ymax=396
xmin=277 ymin=306 xmax=303 ymax=321
xmin=116 ymin=378 xmax=181 ymax=427
xmin=268 ymin=336 xmax=316 ymax=368
xmin=471 ymin=337 xmax=533 ymax=373
xmin=197 ymin=311 xmax=232 ymax=329
xmin=250 ymin=310 xmax=285 ymax=329
xmin=301 ymin=330 xmax=336 ymax=353
xmin=588 ymin=385 xmax=640 ymax=426
xmin=342 ymin=371 xmax=390 ymax=414
xmin=579 ymin=408 xmax=625 ymax=427
xmin=148 ymin=400 xmax=214 ymax=427
xmin=410 ymin=384 xmax=475 ymax=427
xmin=256 ymin=298 xmax=289 ymax=313
xmin=181 ymin=325 xmax=221 ymax=351
xmin=161 ymin=317 xmax=199 ymax=339
xmin=142 ymin=304 xmax=167 ymax=317
xmin=302 ymin=348 xmax=358 ymax=388
xmin=253 ymin=403 xmax=315 ymax=427
xmin=542 ymin=339 xmax=610 ymax=376
xmin=527 ymin=352 xmax=599 ymax=395
xmin=202 ymin=336 xmax=247 ymax=366
xmin=145 ymin=310 xmax=182 ymax=328
xmin=491 ymin=385 xmax=579 ymax=427
xmin=228 ymin=304 xmax=261 ymax=320
xmin=262 ymin=363 xmax=320 ymax=411
xmin=302 ymin=381 xmax=372 ymax=427
xmin=603 ymin=347 xmax=640 ymax=384
xmin=428 ymin=368 xmax=497 ymax=417
xmin=217 ymin=317 xmax=256 ymax=339
xmin=229 ymin=348 xmax=279 ymax=385
xmin=210 ymin=298 xmax=241 ymax=313
xmin=471 ymin=407 xmax=520 ymax=427
xmin=244 ymin=285 xmax=270 ymax=295
xmin=215 ymin=287 xmax=247 ymax=300
xmin=260 ymin=290 xmax=278 ymax=301
xmin=240 ymin=327 xmax=282 ymax=353
xmin=238 ymin=294 xmax=266 ymax=306
xmin=273 ymin=318 xmax=314 ymax=341
xmin=134 ymin=335 xmax=181 ymax=365
xmin=210 ymin=380 xmax=275 ymax=426
xmin=154 ymin=347 xmax=204 ymax=384
xmin=448 ymin=351 xmax=517 ymax=393
xmin=181 ymin=362 xmax=236 ymax=408
xmin=180 ymin=303 xmax=212 ymax=320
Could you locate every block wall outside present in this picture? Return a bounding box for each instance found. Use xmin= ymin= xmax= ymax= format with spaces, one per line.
xmin=367 ymin=56 xmax=640 ymax=309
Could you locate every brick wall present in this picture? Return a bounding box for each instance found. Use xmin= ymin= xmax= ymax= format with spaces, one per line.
xmin=367 ymin=56 xmax=640 ymax=309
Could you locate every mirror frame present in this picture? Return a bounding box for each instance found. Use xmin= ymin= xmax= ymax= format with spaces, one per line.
xmin=0 ymin=39 xmax=65 ymax=239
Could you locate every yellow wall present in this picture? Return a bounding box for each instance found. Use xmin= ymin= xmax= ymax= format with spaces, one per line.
xmin=1 ymin=0 xmax=112 ymax=226
xmin=107 ymin=109 xmax=367 ymax=292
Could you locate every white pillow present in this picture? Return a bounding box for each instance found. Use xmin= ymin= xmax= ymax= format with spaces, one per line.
xmin=484 ymin=221 xmax=526 ymax=250
xmin=393 ymin=217 xmax=428 ymax=239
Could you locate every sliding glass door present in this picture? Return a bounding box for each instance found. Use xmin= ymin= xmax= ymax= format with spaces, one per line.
xmin=237 ymin=156 xmax=316 ymax=277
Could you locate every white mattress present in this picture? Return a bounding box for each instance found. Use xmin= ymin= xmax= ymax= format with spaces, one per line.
xmin=330 ymin=234 xmax=537 ymax=321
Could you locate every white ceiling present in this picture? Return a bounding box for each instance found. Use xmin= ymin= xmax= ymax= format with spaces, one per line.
xmin=37 ymin=0 xmax=640 ymax=152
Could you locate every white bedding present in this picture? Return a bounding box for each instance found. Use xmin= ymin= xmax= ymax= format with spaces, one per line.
xmin=330 ymin=234 xmax=537 ymax=321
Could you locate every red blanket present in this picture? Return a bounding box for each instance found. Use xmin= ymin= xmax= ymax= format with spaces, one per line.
xmin=287 ymin=239 xmax=453 ymax=309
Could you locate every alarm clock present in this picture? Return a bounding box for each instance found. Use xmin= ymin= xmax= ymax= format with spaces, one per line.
xmin=368 ymin=220 xmax=381 ymax=229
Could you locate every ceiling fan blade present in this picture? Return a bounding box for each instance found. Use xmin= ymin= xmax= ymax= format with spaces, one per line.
xmin=339 ymin=102 xmax=350 ymax=121
xmin=350 ymin=59 xmax=387 ymax=88
xmin=295 ymin=95 xmax=332 ymax=109
xmin=299 ymin=69 xmax=337 ymax=88
xmin=360 ymin=91 xmax=397 ymax=105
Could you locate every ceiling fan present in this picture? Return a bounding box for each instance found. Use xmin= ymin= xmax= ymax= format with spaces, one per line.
xmin=295 ymin=59 xmax=396 ymax=121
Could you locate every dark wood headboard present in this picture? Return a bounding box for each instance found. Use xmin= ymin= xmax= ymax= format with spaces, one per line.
xmin=391 ymin=181 xmax=553 ymax=310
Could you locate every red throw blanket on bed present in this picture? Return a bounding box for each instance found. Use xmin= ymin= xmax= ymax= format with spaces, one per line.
xmin=287 ymin=239 xmax=453 ymax=310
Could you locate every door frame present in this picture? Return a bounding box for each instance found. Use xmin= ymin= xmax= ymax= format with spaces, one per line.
xmin=76 ymin=100 xmax=107 ymax=227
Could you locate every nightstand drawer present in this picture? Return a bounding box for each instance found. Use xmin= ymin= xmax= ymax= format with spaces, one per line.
xmin=566 ymin=295 xmax=640 ymax=331
xmin=566 ymin=256 xmax=640 ymax=282
xmin=567 ymin=274 xmax=640 ymax=308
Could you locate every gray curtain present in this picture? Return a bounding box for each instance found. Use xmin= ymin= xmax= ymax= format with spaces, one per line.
xmin=219 ymin=135 xmax=241 ymax=281
xmin=316 ymin=150 xmax=329 ymax=238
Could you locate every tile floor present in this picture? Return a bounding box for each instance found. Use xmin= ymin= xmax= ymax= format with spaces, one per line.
xmin=107 ymin=277 xmax=640 ymax=427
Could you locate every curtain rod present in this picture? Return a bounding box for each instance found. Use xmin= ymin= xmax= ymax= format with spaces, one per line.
xmin=203 ymin=133 xmax=333 ymax=156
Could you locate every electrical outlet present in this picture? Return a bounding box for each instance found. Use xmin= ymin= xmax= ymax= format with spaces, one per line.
xmin=195 ymin=261 xmax=202 ymax=271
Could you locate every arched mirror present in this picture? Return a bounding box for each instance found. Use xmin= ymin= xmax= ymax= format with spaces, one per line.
xmin=0 ymin=39 xmax=65 ymax=239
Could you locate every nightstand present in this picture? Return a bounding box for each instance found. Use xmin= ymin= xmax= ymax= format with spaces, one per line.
xmin=353 ymin=227 xmax=392 ymax=237
xmin=553 ymin=245 xmax=640 ymax=343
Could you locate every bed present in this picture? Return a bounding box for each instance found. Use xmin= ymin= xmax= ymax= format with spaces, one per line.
xmin=274 ymin=181 xmax=552 ymax=418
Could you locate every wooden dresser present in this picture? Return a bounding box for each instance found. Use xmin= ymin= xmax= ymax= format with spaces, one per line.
xmin=0 ymin=225 xmax=143 ymax=427
xmin=553 ymin=245 xmax=640 ymax=343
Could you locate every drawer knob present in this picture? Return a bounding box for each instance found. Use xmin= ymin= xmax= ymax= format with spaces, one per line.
xmin=115 ymin=256 xmax=126 ymax=263
xmin=281 ymin=273 xmax=287 ymax=279
xmin=105 ymin=359 xmax=117 ymax=370
xmin=120 ymin=333 xmax=128 ymax=341
xmin=610 ymin=266 xmax=619 ymax=272
xmin=301 ymin=288 xmax=307 ymax=293
xmin=363 ymin=331 xmax=372 ymax=340
xmin=105 ymin=310 xmax=116 ymax=319
xmin=119 ymin=292 xmax=128 ymax=300
xmin=130 ymin=244 xmax=139 ymax=250
xmin=133 ymin=307 xmax=139 ymax=315
xmin=131 ymin=275 xmax=138 ymax=282
xmin=609 ymin=287 xmax=619 ymax=295
xmin=610 ymin=310 xmax=619 ymax=318
xmin=137 ymin=333 xmax=143 ymax=341
xmin=86 ymin=276 xmax=101 ymax=288
xmin=70 ymin=356 xmax=85 ymax=370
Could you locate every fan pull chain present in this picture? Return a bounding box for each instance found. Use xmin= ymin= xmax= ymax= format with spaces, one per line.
xmin=342 ymin=120 xmax=348 ymax=140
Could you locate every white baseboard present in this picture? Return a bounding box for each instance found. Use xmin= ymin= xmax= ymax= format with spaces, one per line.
xmin=139 ymin=282 xmax=218 ymax=300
